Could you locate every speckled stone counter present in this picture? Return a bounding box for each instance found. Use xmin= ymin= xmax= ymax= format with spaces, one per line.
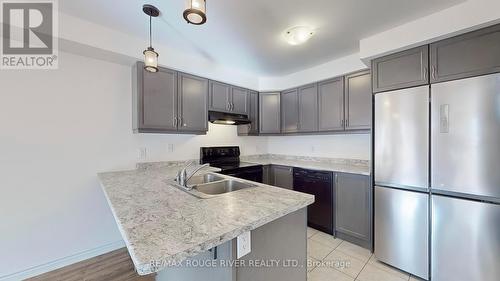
xmin=241 ymin=154 xmax=371 ymax=176
xmin=98 ymin=162 xmax=314 ymax=275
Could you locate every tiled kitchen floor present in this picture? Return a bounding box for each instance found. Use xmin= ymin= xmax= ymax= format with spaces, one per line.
xmin=307 ymin=228 xmax=424 ymax=281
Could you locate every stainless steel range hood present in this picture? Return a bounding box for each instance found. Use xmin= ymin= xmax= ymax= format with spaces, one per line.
xmin=208 ymin=111 xmax=251 ymax=125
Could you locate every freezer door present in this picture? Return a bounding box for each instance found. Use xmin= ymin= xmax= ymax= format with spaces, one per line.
xmin=375 ymin=86 xmax=429 ymax=190
xmin=374 ymin=186 xmax=429 ymax=280
xmin=432 ymin=195 xmax=500 ymax=281
xmin=431 ymin=73 xmax=500 ymax=200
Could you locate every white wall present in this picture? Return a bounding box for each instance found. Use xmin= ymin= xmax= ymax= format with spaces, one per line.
xmin=259 ymin=53 xmax=367 ymax=91
xmin=359 ymin=0 xmax=500 ymax=61
xmin=0 ymin=52 xmax=267 ymax=280
xmin=267 ymin=134 xmax=371 ymax=160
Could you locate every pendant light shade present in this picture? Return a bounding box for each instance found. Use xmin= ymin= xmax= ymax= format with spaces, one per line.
xmin=183 ymin=0 xmax=207 ymax=25
xmin=142 ymin=4 xmax=160 ymax=73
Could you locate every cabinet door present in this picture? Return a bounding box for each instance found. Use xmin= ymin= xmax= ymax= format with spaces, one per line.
xmin=430 ymin=23 xmax=500 ymax=83
xmin=298 ymin=84 xmax=318 ymax=132
xmin=336 ymin=173 xmax=372 ymax=249
xmin=345 ymin=70 xmax=372 ymax=130
xmin=281 ymin=89 xmax=299 ymax=133
xmin=372 ymin=46 xmax=429 ymax=93
xmin=259 ymin=93 xmax=281 ymax=134
xmin=135 ymin=62 xmax=178 ymax=132
xmin=231 ymin=86 xmax=249 ymax=115
xmin=318 ymin=77 xmax=344 ymax=131
xmin=272 ymin=165 xmax=294 ymax=189
xmin=209 ymin=81 xmax=230 ymax=112
xmin=178 ymin=73 xmax=208 ymax=132
xmin=237 ymin=91 xmax=259 ymax=135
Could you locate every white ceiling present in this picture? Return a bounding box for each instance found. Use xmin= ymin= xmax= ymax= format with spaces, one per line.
xmin=60 ymin=0 xmax=464 ymax=76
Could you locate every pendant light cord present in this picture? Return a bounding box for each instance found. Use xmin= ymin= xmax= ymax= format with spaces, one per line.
xmin=149 ymin=15 xmax=152 ymax=48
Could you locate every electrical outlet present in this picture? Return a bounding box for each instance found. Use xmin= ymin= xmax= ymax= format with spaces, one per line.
xmin=137 ymin=147 xmax=147 ymax=161
xmin=237 ymin=231 xmax=251 ymax=259
xmin=167 ymin=143 xmax=174 ymax=153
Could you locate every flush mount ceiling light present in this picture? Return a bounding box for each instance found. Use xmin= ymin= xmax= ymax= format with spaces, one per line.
xmin=183 ymin=0 xmax=207 ymax=25
xmin=284 ymin=26 xmax=315 ymax=45
xmin=142 ymin=4 xmax=160 ymax=73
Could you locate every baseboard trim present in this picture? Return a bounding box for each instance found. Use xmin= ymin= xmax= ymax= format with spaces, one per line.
xmin=0 ymin=240 xmax=126 ymax=281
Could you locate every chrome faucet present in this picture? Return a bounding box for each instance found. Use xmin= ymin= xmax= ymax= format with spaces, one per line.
xmin=175 ymin=162 xmax=210 ymax=190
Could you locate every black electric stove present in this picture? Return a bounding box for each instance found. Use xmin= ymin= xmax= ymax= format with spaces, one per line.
xmin=200 ymin=146 xmax=263 ymax=183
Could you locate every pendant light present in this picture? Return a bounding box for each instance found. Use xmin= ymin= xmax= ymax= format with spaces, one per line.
xmin=183 ymin=0 xmax=207 ymax=25
xmin=142 ymin=4 xmax=160 ymax=73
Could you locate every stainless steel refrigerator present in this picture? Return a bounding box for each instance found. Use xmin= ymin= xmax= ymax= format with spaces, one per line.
xmin=374 ymin=85 xmax=430 ymax=280
xmin=374 ymin=73 xmax=500 ymax=281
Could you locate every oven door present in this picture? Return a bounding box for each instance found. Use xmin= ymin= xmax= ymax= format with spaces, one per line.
xmin=220 ymin=166 xmax=263 ymax=183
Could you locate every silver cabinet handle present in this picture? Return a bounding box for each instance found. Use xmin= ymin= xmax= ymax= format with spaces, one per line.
xmin=231 ymin=103 xmax=234 ymax=111
xmin=173 ymin=117 xmax=177 ymax=127
xmin=226 ymin=102 xmax=230 ymax=111
xmin=341 ymin=119 xmax=344 ymax=127
xmin=431 ymin=66 xmax=437 ymax=80
xmin=423 ymin=67 xmax=428 ymax=80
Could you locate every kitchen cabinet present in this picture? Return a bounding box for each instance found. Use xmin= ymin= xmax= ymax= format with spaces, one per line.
xmin=298 ymin=84 xmax=318 ymax=132
xmin=271 ymin=165 xmax=294 ymax=190
xmin=237 ymin=91 xmax=259 ymax=135
xmin=281 ymin=89 xmax=299 ymax=133
xmin=231 ymin=86 xmax=249 ymax=115
xmin=177 ymin=73 xmax=209 ymax=132
xmin=335 ymin=173 xmax=372 ymax=250
xmin=345 ymin=70 xmax=372 ymax=130
xmin=209 ymin=81 xmax=231 ymax=112
xmin=430 ymin=23 xmax=500 ymax=83
xmin=209 ymin=81 xmax=248 ymax=115
xmin=318 ymin=77 xmax=345 ymax=131
xmin=259 ymin=92 xmax=281 ymax=134
xmin=132 ymin=62 xmax=207 ymax=134
xmin=372 ymin=46 xmax=429 ymax=93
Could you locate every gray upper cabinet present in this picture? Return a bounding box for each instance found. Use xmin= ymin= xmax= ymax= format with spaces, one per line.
xmin=281 ymin=89 xmax=299 ymax=133
xmin=335 ymin=173 xmax=372 ymax=249
xmin=298 ymin=84 xmax=318 ymax=132
xmin=177 ymin=73 xmax=209 ymax=132
xmin=209 ymin=81 xmax=231 ymax=112
xmin=318 ymin=77 xmax=345 ymax=131
xmin=271 ymin=165 xmax=294 ymax=190
xmin=231 ymin=86 xmax=249 ymax=115
xmin=134 ymin=63 xmax=178 ymax=133
xmin=372 ymin=46 xmax=429 ymax=93
xmin=259 ymin=93 xmax=281 ymax=134
xmin=345 ymin=70 xmax=372 ymax=130
xmin=133 ymin=62 xmax=208 ymax=134
xmin=430 ymin=23 xmax=500 ymax=83
xmin=237 ymin=91 xmax=259 ymax=135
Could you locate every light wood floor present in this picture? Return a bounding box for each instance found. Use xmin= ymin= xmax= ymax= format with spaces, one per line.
xmin=27 ymin=248 xmax=155 ymax=281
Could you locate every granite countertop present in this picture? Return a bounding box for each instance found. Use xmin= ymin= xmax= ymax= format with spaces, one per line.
xmin=98 ymin=162 xmax=314 ymax=275
xmin=241 ymin=154 xmax=371 ymax=176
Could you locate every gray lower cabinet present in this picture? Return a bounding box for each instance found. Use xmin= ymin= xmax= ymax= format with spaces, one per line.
xmin=335 ymin=173 xmax=372 ymax=250
xmin=298 ymin=84 xmax=318 ymax=132
xmin=209 ymin=80 xmax=231 ymax=112
xmin=237 ymin=91 xmax=259 ymax=135
xmin=259 ymin=93 xmax=281 ymax=134
xmin=345 ymin=70 xmax=372 ymax=130
xmin=133 ymin=62 xmax=207 ymax=134
xmin=430 ymin=23 xmax=500 ymax=83
xmin=281 ymin=89 xmax=299 ymax=133
xmin=372 ymin=46 xmax=429 ymax=93
xmin=177 ymin=73 xmax=209 ymax=132
xmin=318 ymin=77 xmax=345 ymax=131
xmin=271 ymin=165 xmax=294 ymax=190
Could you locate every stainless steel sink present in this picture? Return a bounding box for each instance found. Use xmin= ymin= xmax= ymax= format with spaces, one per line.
xmin=186 ymin=173 xmax=225 ymax=185
xmin=194 ymin=180 xmax=255 ymax=195
xmin=171 ymin=174 xmax=256 ymax=199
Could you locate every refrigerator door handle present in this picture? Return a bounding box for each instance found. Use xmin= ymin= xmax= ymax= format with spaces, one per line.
xmin=439 ymin=104 xmax=449 ymax=133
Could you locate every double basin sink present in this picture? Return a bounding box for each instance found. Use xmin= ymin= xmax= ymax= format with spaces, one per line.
xmin=173 ymin=173 xmax=256 ymax=199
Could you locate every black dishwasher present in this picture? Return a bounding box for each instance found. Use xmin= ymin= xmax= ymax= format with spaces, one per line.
xmin=293 ymin=168 xmax=333 ymax=234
